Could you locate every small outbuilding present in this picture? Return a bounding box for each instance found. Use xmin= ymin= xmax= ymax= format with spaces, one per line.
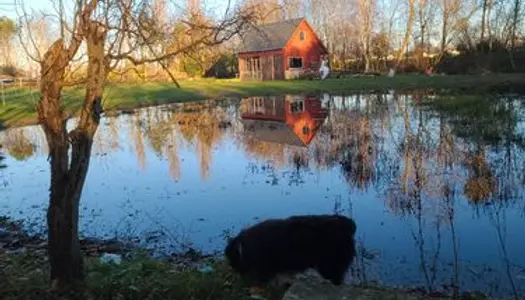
xmin=237 ymin=18 xmax=329 ymax=81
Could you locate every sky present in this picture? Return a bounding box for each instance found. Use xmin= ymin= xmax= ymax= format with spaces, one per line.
xmin=0 ymin=0 xmax=236 ymax=20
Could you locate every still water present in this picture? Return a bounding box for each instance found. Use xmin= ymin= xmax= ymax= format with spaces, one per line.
xmin=1 ymin=92 xmax=525 ymax=297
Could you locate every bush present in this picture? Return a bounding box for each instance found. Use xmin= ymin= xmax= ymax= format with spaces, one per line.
xmin=296 ymin=69 xmax=319 ymax=80
xmin=0 ymin=65 xmax=17 ymax=77
xmin=435 ymin=43 xmax=525 ymax=74
xmin=204 ymin=54 xmax=238 ymax=79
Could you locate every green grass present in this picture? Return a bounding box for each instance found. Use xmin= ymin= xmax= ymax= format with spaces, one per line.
xmin=0 ymin=251 xmax=287 ymax=300
xmin=1 ymin=74 xmax=525 ymax=128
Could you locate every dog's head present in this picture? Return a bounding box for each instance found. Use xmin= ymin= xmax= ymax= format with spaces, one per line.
xmin=224 ymin=236 xmax=246 ymax=274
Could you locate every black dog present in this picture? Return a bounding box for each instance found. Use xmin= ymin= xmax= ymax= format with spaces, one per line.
xmin=224 ymin=214 xmax=357 ymax=286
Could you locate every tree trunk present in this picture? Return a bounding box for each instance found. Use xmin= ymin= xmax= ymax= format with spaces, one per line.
xmin=481 ymin=0 xmax=488 ymax=42
xmin=417 ymin=0 xmax=426 ymax=47
xmin=396 ymin=0 xmax=416 ymax=68
xmin=509 ymin=0 xmax=521 ymax=70
xmin=487 ymin=0 xmax=493 ymax=50
xmin=39 ymin=22 xmax=106 ymax=291
xmin=440 ymin=0 xmax=448 ymax=52
xmin=364 ymin=52 xmax=370 ymax=73
xmin=38 ymin=39 xmax=85 ymax=289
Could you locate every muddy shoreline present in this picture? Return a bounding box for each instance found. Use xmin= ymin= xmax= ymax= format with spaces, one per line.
xmin=1 ymin=217 xmax=518 ymax=299
xmin=0 ymin=217 xmax=213 ymax=270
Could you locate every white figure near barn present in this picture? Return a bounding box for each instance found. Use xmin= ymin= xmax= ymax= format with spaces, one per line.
xmin=319 ymin=58 xmax=330 ymax=80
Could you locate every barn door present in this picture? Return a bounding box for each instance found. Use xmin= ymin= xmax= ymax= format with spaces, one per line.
xmin=273 ymin=55 xmax=283 ymax=80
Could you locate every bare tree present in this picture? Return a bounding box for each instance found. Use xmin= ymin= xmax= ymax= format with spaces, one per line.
xmin=16 ymin=0 xmax=254 ymax=290
xmin=357 ymin=0 xmax=376 ymax=73
xmin=396 ymin=0 xmax=416 ymax=67
xmin=240 ymin=0 xmax=281 ymax=24
xmin=415 ymin=0 xmax=437 ymax=49
xmin=509 ymin=0 xmax=522 ymax=69
xmin=0 ymin=17 xmax=16 ymax=67
xmin=440 ymin=0 xmax=457 ymax=51
xmin=281 ymin=0 xmax=304 ymax=19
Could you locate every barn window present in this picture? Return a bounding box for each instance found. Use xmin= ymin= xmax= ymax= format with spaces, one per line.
xmin=247 ymin=57 xmax=261 ymax=72
xmin=290 ymin=100 xmax=304 ymax=113
xmin=288 ymin=57 xmax=303 ymax=68
xmin=302 ymin=126 xmax=310 ymax=135
xmin=300 ymin=31 xmax=305 ymax=41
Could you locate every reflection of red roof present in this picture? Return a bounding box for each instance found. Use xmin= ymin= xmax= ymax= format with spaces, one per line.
xmin=241 ymin=119 xmax=306 ymax=147
xmin=241 ymin=96 xmax=327 ymax=146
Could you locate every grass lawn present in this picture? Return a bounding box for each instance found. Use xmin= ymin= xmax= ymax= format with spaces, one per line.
xmin=1 ymin=73 xmax=525 ymax=128
xmin=0 ymin=251 xmax=288 ymax=300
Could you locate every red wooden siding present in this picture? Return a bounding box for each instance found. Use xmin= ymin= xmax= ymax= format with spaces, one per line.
xmin=282 ymin=21 xmax=328 ymax=72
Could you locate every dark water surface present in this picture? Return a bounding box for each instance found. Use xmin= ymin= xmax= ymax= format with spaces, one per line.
xmin=1 ymin=92 xmax=525 ymax=297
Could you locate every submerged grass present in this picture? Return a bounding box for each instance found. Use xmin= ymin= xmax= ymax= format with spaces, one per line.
xmin=0 ymin=251 xmax=287 ymax=300
xmin=1 ymin=74 xmax=525 ymax=128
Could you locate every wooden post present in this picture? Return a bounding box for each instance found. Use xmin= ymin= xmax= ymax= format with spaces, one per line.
xmin=239 ymin=57 xmax=243 ymax=80
xmin=250 ymin=58 xmax=254 ymax=80
xmin=1 ymin=81 xmax=4 ymax=106
xmin=272 ymin=55 xmax=275 ymax=80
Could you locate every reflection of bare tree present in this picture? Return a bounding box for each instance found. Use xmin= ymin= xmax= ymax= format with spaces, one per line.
xmin=321 ymin=95 xmax=379 ymax=190
xmin=386 ymin=95 xmax=416 ymax=214
xmin=442 ymin=179 xmax=460 ymax=298
xmin=240 ymin=136 xmax=287 ymax=168
xmin=241 ymin=137 xmax=287 ymax=168
xmin=437 ymin=117 xmax=455 ymax=170
xmin=1 ymin=128 xmax=36 ymax=161
xmin=488 ymin=205 xmax=520 ymax=300
xmin=93 ymin=117 xmax=121 ymax=156
xmin=340 ymin=116 xmax=375 ymax=189
xmin=165 ymin=131 xmax=180 ymax=181
xmin=385 ymin=95 xmax=448 ymax=293
xmin=129 ymin=114 xmax=147 ymax=171
xmin=108 ymin=117 xmax=120 ymax=150
xmin=411 ymin=109 xmax=439 ymax=292
xmin=463 ymin=146 xmax=497 ymax=203
xmin=120 ymin=101 xmax=229 ymax=180
xmin=181 ymin=110 xmax=223 ymax=180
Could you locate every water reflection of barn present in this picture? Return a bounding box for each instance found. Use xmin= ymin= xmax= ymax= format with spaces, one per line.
xmin=240 ymin=95 xmax=327 ymax=147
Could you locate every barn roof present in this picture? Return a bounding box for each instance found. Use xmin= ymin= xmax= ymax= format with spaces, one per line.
xmin=241 ymin=119 xmax=307 ymax=147
xmin=238 ymin=18 xmax=304 ymax=53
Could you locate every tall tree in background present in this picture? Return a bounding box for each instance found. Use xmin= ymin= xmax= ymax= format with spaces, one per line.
xmin=480 ymin=0 xmax=490 ymax=42
xmin=241 ymin=0 xmax=281 ymax=24
xmin=0 ymin=17 xmax=16 ymax=67
xmin=282 ymin=0 xmax=304 ymax=19
xmin=509 ymin=0 xmax=522 ymax=70
xmin=440 ymin=0 xmax=457 ymax=51
xmin=357 ymin=0 xmax=376 ymax=73
xmin=415 ymin=0 xmax=437 ymax=49
xmin=397 ymin=0 xmax=416 ymax=67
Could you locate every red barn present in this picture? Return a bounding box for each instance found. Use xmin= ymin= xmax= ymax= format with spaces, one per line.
xmin=238 ymin=18 xmax=328 ymax=81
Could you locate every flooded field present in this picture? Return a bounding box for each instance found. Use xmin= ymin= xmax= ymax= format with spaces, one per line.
xmin=1 ymin=92 xmax=525 ymax=297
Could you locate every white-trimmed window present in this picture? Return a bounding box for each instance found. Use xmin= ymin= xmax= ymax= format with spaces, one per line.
xmin=290 ymin=100 xmax=304 ymax=113
xmin=288 ymin=57 xmax=303 ymax=68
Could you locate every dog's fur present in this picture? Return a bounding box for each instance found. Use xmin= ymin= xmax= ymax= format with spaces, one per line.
xmin=224 ymin=214 xmax=357 ymax=286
